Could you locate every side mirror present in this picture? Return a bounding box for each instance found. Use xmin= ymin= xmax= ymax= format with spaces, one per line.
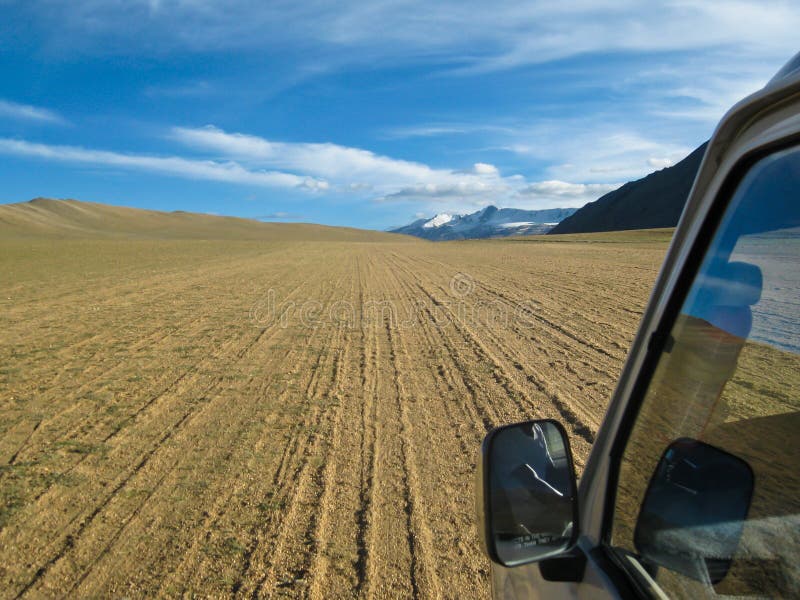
xmin=634 ymin=438 xmax=754 ymax=584
xmin=477 ymin=419 xmax=579 ymax=567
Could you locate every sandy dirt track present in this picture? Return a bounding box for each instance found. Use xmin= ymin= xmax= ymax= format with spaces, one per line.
xmin=0 ymin=234 xmax=669 ymax=598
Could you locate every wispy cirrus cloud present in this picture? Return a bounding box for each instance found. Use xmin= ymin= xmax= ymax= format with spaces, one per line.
xmin=170 ymin=125 xmax=443 ymax=184
xmin=501 ymin=123 xmax=694 ymax=183
xmin=9 ymin=1 xmax=794 ymax=131
xmin=0 ymin=138 xmax=327 ymax=190
xmin=380 ymin=123 xmax=513 ymax=140
xmin=18 ymin=1 xmax=798 ymax=74
xmin=144 ymin=80 xmax=215 ymax=98
xmin=0 ymin=99 xmax=67 ymax=125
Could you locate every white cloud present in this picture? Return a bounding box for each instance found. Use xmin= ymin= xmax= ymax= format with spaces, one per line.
xmin=0 ymin=138 xmax=324 ymax=189
xmin=374 ymin=177 xmax=613 ymax=210
xmin=0 ymin=130 xmax=517 ymax=207
xmin=0 ymin=99 xmax=67 ymax=125
xmin=172 ymin=125 xmax=605 ymax=211
xmin=24 ymin=1 xmax=798 ymax=73
xmin=502 ymin=123 xmax=694 ymax=183
xmin=3 ymin=1 xmax=795 ymax=228
xmin=647 ymin=157 xmax=674 ymax=169
xmin=171 ymin=125 xmax=517 ymax=204
xmin=5 ymin=3 xmax=795 ymax=155
xmin=473 ymin=162 xmax=499 ymax=176
xmin=516 ymin=180 xmax=620 ymax=207
xmin=377 ymin=180 xmax=503 ymax=203
xmin=171 ymin=125 xmax=439 ymax=184
xmin=0 ymin=125 xmax=625 ymax=213
xmin=520 ymin=180 xmax=620 ymax=198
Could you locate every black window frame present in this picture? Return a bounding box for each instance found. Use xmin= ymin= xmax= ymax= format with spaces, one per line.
xmin=597 ymin=133 xmax=800 ymax=595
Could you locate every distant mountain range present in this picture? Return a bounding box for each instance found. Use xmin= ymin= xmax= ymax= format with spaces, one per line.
xmin=549 ymin=142 xmax=707 ymax=234
xmin=390 ymin=206 xmax=578 ymax=240
xmin=392 ymin=143 xmax=707 ymax=241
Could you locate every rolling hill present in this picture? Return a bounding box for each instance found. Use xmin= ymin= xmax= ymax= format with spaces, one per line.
xmin=0 ymin=198 xmax=414 ymax=242
xmin=549 ymin=142 xmax=707 ymax=234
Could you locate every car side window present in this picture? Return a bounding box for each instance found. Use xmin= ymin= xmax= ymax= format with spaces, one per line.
xmin=609 ymin=145 xmax=800 ymax=598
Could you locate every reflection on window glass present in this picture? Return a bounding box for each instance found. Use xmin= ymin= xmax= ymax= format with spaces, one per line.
xmin=731 ymin=230 xmax=800 ymax=353
xmin=610 ymin=146 xmax=800 ymax=598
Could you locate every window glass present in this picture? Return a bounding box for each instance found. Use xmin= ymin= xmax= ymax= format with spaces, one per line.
xmin=610 ymin=146 xmax=800 ymax=598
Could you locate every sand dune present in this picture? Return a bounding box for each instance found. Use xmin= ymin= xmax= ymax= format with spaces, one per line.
xmin=0 ymin=198 xmax=415 ymax=243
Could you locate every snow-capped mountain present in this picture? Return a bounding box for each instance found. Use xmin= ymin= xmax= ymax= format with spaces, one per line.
xmin=422 ymin=213 xmax=455 ymax=228
xmin=390 ymin=205 xmax=578 ymax=241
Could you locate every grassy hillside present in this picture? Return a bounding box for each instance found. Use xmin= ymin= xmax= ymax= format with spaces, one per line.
xmin=0 ymin=198 xmax=415 ymax=243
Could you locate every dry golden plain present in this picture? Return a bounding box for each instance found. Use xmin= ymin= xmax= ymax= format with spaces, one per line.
xmin=0 ymin=226 xmax=672 ymax=598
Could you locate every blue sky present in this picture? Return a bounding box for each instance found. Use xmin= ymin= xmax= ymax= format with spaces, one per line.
xmin=0 ymin=1 xmax=798 ymax=230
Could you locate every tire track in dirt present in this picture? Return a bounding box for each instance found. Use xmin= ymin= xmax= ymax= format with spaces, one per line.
xmin=353 ymin=254 xmax=379 ymax=597
xmin=305 ymin=259 xmax=364 ymax=599
xmin=172 ymin=270 xmax=346 ymax=594
xmin=390 ymin=261 xmax=535 ymax=425
xmin=79 ymin=314 xmax=331 ymax=596
xmin=389 ymin=251 xmax=607 ymax=449
xmin=381 ymin=252 xmax=497 ymax=595
xmin=1 ymin=236 xmax=668 ymax=597
xmin=2 ymin=281 xmax=299 ymax=545
xmin=383 ymin=300 xmax=449 ymax=597
xmin=247 ymin=321 xmax=347 ymax=594
xmin=384 ymin=255 xmax=493 ymax=453
xmin=155 ymin=276 xmax=348 ymax=596
xmin=385 ymin=264 xmax=504 ymax=430
xmin=455 ymin=270 xmax=632 ymax=445
xmin=1 ymin=256 xmax=311 ymax=459
xmin=4 ymin=264 xmax=323 ymax=596
xmin=361 ymin=305 xmax=417 ymax=597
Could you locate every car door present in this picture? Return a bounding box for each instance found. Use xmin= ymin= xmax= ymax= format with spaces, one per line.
xmin=603 ymin=141 xmax=800 ymax=599
xmin=491 ymin=60 xmax=800 ymax=599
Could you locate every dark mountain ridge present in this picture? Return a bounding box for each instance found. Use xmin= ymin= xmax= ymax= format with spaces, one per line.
xmin=549 ymin=143 xmax=708 ymax=234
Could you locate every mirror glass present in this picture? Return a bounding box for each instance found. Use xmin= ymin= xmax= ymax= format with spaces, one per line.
xmin=487 ymin=420 xmax=577 ymax=566
xmin=634 ymin=438 xmax=754 ymax=584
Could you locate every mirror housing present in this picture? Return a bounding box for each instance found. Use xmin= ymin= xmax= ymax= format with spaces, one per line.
xmin=477 ymin=419 xmax=579 ymax=567
xmin=634 ymin=438 xmax=754 ymax=584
